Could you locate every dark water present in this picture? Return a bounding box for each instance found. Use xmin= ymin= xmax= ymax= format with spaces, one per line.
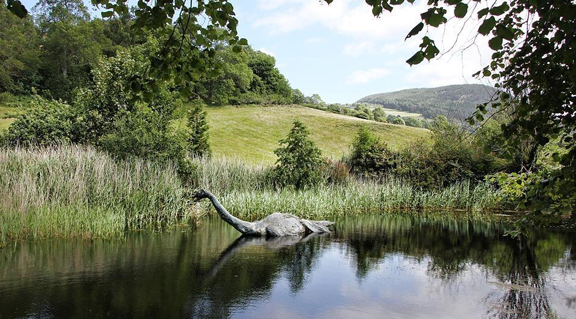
xmin=1 ymin=215 xmax=575 ymax=319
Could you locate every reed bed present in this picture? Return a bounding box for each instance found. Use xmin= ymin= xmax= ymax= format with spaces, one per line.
xmin=0 ymin=145 xmax=193 ymax=246
xmin=1 ymin=146 xmax=501 ymax=246
xmin=190 ymin=157 xmax=500 ymax=221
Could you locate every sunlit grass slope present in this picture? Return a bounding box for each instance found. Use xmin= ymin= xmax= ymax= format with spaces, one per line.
xmin=0 ymin=106 xmax=18 ymax=131
xmin=206 ymin=105 xmax=430 ymax=164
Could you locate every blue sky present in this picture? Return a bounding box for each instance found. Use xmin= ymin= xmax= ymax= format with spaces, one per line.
xmin=21 ymin=0 xmax=493 ymax=103
xmin=232 ymin=0 xmax=493 ymax=103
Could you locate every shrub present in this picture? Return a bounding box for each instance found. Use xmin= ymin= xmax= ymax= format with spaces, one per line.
xmin=186 ymin=101 xmax=211 ymax=157
xmin=349 ymin=126 xmax=396 ymax=178
xmin=2 ymin=95 xmax=82 ymax=146
xmin=272 ymin=120 xmax=324 ymax=189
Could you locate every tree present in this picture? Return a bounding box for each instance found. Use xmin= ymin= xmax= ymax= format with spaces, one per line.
xmin=292 ymin=89 xmax=305 ymax=104
xmin=187 ymin=102 xmax=211 ymax=157
xmin=7 ymin=0 xmax=575 ymax=215
xmin=372 ymin=106 xmax=387 ymax=122
xmin=273 ymin=120 xmax=324 ymax=189
xmin=328 ymin=0 xmax=576 ymax=216
xmin=0 ymin=0 xmax=40 ymax=93
xmin=349 ymin=126 xmax=394 ymax=178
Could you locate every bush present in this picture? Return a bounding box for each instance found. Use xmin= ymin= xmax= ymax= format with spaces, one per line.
xmin=272 ymin=120 xmax=324 ymax=189
xmin=394 ymin=116 xmax=500 ymax=189
xmin=2 ymin=95 xmax=82 ymax=146
xmin=349 ymin=126 xmax=396 ymax=178
xmin=99 ymin=107 xmax=186 ymax=163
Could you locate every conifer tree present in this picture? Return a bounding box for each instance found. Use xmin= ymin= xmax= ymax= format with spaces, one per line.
xmin=187 ymin=103 xmax=211 ymax=157
xmin=273 ymin=120 xmax=324 ymax=189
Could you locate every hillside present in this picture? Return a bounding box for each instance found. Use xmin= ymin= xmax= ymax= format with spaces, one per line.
xmin=2 ymin=103 xmax=430 ymax=164
xmin=357 ymin=84 xmax=496 ymax=121
xmin=206 ymin=105 xmax=430 ymax=164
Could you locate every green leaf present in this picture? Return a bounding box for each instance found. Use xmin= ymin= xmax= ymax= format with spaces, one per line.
xmin=490 ymin=2 xmax=509 ymax=16
xmin=232 ymin=45 xmax=242 ymax=53
xmin=454 ymin=3 xmax=468 ymax=18
xmin=495 ymin=24 xmax=514 ymax=40
xmin=7 ymin=0 xmax=28 ymax=18
xmin=478 ymin=17 xmax=496 ymax=35
xmin=405 ymin=22 xmax=424 ymax=40
xmin=406 ymin=51 xmax=424 ymax=65
xmin=427 ymin=11 xmax=447 ymax=27
xmin=477 ymin=8 xmax=489 ymax=18
xmin=238 ymin=38 xmax=248 ymax=45
xmin=102 ymin=11 xmax=114 ymax=18
xmin=488 ymin=36 xmax=503 ymax=50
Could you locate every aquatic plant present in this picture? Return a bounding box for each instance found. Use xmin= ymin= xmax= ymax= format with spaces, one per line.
xmin=0 ymin=145 xmax=193 ymax=246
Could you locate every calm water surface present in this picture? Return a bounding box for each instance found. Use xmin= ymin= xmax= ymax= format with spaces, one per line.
xmin=1 ymin=215 xmax=575 ymax=318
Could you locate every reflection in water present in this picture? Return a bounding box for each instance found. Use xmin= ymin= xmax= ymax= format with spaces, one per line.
xmin=0 ymin=215 xmax=574 ymax=318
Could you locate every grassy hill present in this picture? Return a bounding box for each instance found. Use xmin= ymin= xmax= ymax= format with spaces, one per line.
xmin=1 ymin=103 xmax=430 ymax=164
xmin=357 ymin=84 xmax=496 ymax=121
xmin=205 ymin=105 xmax=429 ymax=164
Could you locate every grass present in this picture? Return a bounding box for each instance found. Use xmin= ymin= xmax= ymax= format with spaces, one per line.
xmin=0 ymin=145 xmax=195 ymax=247
xmin=202 ymin=105 xmax=430 ymax=164
xmin=364 ymin=104 xmax=423 ymax=118
xmin=0 ymin=106 xmax=19 ymax=131
xmin=191 ymin=156 xmax=500 ymax=221
xmin=0 ymin=93 xmax=31 ymax=131
xmin=2 ymin=101 xmax=429 ymax=162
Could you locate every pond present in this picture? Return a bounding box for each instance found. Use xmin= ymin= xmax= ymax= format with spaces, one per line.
xmin=1 ymin=215 xmax=575 ymax=318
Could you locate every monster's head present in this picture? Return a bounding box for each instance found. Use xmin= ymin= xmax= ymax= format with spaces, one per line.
xmin=192 ymin=188 xmax=211 ymax=202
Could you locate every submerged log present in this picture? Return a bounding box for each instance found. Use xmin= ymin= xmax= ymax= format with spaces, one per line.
xmin=193 ymin=189 xmax=334 ymax=236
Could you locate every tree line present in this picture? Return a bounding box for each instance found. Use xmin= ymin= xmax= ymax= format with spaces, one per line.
xmin=0 ymin=0 xmax=298 ymax=106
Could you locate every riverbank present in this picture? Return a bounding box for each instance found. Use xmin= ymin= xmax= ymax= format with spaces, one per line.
xmin=1 ymin=145 xmax=501 ymax=247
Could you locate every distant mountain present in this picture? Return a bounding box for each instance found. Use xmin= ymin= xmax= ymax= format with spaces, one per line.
xmin=357 ymin=84 xmax=496 ymax=121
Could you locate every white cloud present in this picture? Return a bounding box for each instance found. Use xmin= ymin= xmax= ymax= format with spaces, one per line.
xmin=258 ymin=47 xmax=276 ymax=57
xmin=342 ymin=42 xmax=376 ymax=56
xmin=253 ymin=0 xmax=426 ymax=39
xmin=305 ymin=37 xmax=326 ymax=44
xmin=347 ymin=68 xmax=390 ymax=85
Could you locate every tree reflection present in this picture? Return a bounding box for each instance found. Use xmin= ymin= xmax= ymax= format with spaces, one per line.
xmin=334 ymin=214 xmax=574 ymax=318
xmin=0 ymin=215 xmax=574 ymax=319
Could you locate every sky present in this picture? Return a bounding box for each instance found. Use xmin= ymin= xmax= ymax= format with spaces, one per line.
xmin=21 ymin=0 xmax=494 ymax=104
xmin=232 ymin=0 xmax=494 ymax=103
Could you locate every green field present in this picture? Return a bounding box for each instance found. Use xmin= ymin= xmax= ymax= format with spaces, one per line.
xmin=1 ymin=103 xmax=430 ymax=164
xmin=205 ymin=105 xmax=430 ymax=164
xmin=363 ymin=104 xmax=423 ymax=118
xmin=0 ymin=106 xmax=18 ymax=131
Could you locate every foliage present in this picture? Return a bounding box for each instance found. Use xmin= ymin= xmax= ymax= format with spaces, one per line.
xmin=1 ymin=95 xmax=81 ymax=146
xmin=0 ymin=1 xmax=41 ymax=94
xmin=345 ymin=0 xmax=576 ymax=217
xmin=186 ymin=101 xmax=211 ymax=157
xmin=349 ymin=126 xmax=396 ymax=178
xmin=272 ymin=120 xmax=325 ymax=189
xmin=372 ymin=106 xmax=387 ymax=122
xmin=391 ymin=116 xmax=405 ymax=125
xmin=247 ymin=49 xmax=293 ymax=104
xmin=292 ymin=89 xmax=305 ymax=104
xmin=354 ymin=104 xmax=373 ymax=120
xmin=99 ymin=107 xmax=186 ymax=163
xmin=395 ymin=116 xmax=503 ymax=189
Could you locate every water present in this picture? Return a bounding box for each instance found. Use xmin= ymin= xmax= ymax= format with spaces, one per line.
xmin=1 ymin=215 xmax=575 ymax=318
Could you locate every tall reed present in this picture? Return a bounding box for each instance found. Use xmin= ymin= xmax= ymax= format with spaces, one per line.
xmin=1 ymin=147 xmax=501 ymax=246
xmin=190 ymin=157 xmax=500 ymax=221
xmin=0 ymin=145 xmax=192 ymax=246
